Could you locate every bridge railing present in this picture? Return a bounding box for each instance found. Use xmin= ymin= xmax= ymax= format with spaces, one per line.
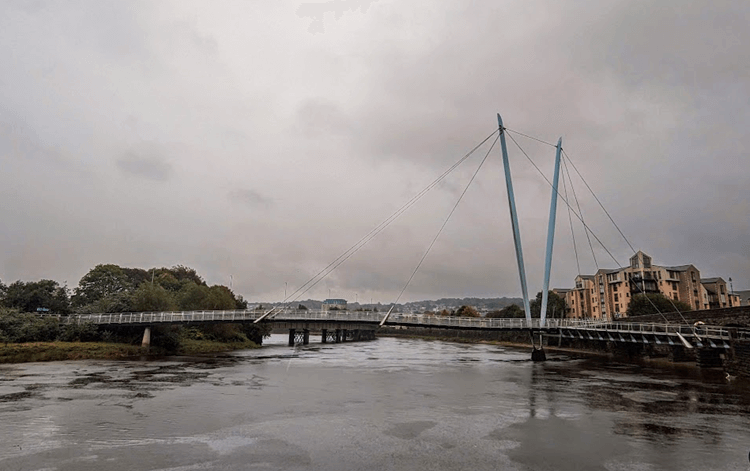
xmin=60 ymin=310 xmax=737 ymax=341
xmin=65 ymin=309 xmax=264 ymax=325
xmin=570 ymin=321 xmax=733 ymax=340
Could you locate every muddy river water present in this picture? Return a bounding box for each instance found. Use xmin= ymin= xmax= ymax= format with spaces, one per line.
xmin=2 ymin=335 xmax=750 ymax=471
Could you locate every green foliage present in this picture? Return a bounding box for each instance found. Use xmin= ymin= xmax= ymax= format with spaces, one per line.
xmin=131 ymin=283 xmax=178 ymax=312
xmin=73 ymin=264 xmax=132 ymax=308
xmin=530 ymin=291 xmax=567 ymax=319
xmin=626 ymin=293 xmax=693 ymax=317
xmin=487 ymin=304 xmax=525 ymax=318
xmin=454 ymin=305 xmax=480 ymax=317
xmin=151 ymin=325 xmax=182 ymax=352
xmin=59 ymin=322 xmax=100 ymax=342
xmin=2 ymin=280 xmax=70 ymax=314
xmin=0 ymin=309 xmax=61 ymax=343
xmin=240 ymin=322 xmax=271 ymax=344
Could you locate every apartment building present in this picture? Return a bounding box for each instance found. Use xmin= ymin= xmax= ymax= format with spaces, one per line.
xmin=558 ymin=251 xmax=739 ymax=320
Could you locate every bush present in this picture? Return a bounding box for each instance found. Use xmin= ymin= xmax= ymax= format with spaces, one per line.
xmin=60 ymin=322 xmax=100 ymax=342
xmin=0 ymin=310 xmax=62 ymax=343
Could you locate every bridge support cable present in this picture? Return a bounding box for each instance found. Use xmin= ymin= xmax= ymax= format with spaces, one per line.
xmin=387 ymin=133 xmax=500 ymax=311
xmin=561 ymin=149 xmax=689 ymax=323
xmin=560 ymin=154 xmax=599 ymax=271
xmin=278 ymin=130 xmax=499 ymax=307
xmin=505 ymin=131 xmax=675 ymax=323
xmin=562 ymin=149 xmax=637 ymax=255
xmin=498 ymin=115 xmax=532 ymax=323
xmin=540 ymin=138 xmax=563 ymax=328
xmin=560 ymin=156 xmax=582 ymax=276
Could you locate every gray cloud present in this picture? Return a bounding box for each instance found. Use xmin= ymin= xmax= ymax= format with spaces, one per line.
xmin=229 ymin=188 xmax=273 ymax=208
xmin=116 ymin=152 xmax=173 ymax=181
xmin=0 ymin=0 xmax=748 ymax=304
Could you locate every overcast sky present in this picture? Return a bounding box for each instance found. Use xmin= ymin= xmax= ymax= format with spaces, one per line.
xmin=1 ymin=0 xmax=748 ymax=304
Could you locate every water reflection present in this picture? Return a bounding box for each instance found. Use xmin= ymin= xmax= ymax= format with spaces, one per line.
xmin=1 ymin=337 xmax=749 ymax=471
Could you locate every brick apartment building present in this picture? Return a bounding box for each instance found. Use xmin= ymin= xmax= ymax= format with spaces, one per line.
xmin=554 ymin=251 xmax=741 ymax=320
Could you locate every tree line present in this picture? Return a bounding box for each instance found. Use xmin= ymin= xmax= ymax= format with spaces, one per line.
xmin=0 ymin=264 xmax=247 ymax=315
xmin=0 ymin=264 xmax=267 ymax=351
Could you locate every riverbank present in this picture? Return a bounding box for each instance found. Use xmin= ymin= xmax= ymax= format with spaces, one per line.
xmin=0 ymin=339 xmax=260 ymax=364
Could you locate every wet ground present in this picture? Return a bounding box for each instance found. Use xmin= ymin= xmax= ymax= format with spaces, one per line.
xmin=2 ymin=335 xmax=750 ymax=470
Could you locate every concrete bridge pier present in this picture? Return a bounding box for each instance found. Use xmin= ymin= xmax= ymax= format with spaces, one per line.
xmin=141 ymin=327 xmax=151 ymax=348
xmin=530 ymin=331 xmax=546 ymax=362
xmin=321 ymin=329 xmax=327 ymax=343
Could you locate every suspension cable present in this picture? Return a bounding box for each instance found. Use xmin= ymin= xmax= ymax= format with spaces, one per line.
xmin=391 ymin=135 xmax=499 ymax=307
xmin=505 ymin=132 xmax=675 ymax=323
xmin=560 ymin=157 xmax=581 ymax=276
xmin=562 ymin=155 xmax=598 ymax=270
xmin=562 ymin=149 xmax=637 ymax=255
xmin=281 ymin=129 xmax=499 ymax=306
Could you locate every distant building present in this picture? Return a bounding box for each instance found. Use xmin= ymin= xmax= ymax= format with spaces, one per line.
xmin=700 ymin=277 xmax=732 ymax=309
xmin=322 ymin=298 xmax=347 ymax=311
xmin=734 ymin=290 xmax=750 ymax=306
xmin=560 ymin=251 xmax=740 ymax=320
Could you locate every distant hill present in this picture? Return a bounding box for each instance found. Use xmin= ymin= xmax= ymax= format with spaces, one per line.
xmin=254 ymin=297 xmax=523 ymax=313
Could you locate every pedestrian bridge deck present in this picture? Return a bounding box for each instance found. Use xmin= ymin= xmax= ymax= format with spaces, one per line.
xmin=62 ymin=310 xmax=748 ymax=349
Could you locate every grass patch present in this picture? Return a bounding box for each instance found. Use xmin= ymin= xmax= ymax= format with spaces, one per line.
xmin=0 ymin=339 xmax=262 ymax=364
xmin=0 ymin=342 xmax=150 ymax=363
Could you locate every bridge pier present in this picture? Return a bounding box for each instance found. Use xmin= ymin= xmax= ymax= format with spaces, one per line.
xmin=530 ymin=331 xmax=546 ymax=361
xmin=141 ymin=327 xmax=151 ymax=348
xmin=531 ymin=347 xmax=546 ymax=361
xmin=288 ymin=329 xmax=310 ymax=346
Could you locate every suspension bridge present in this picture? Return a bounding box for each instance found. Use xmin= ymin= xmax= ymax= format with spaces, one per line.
xmin=62 ymin=114 xmax=746 ymax=362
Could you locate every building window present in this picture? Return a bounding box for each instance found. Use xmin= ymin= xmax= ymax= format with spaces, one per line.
xmin=615 ymin=304 xmax=620 ymax=312
xmin=614 ymin=293 xmax=619 ymax=302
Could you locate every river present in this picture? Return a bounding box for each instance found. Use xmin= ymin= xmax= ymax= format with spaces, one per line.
xmin=2 ymin=335 xmax=750 ymax=471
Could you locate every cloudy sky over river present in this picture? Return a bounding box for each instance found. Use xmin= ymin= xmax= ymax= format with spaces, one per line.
xmin=1 ymin=0 xmax=748 ymax=302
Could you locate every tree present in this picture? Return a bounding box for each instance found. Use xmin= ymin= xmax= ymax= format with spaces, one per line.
xmin=454 ymin=305 xmax=480 ymax=318
xmin=2 ymin=280 xmax=70 ymax=314
xmin=73 ymin=264 xmax=132 ymax=307
xmin=205 ymin=285 xmax=238 ymax=310
xmin=626 ymin=293 xmax=693 ymax=317
xmin=131 ymin=283 xmax=177 ymax=312
xmin=487 ymin=304 xmax=524 ymax=318
xmin=530 ymin=291 xmax=567 ymax=319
